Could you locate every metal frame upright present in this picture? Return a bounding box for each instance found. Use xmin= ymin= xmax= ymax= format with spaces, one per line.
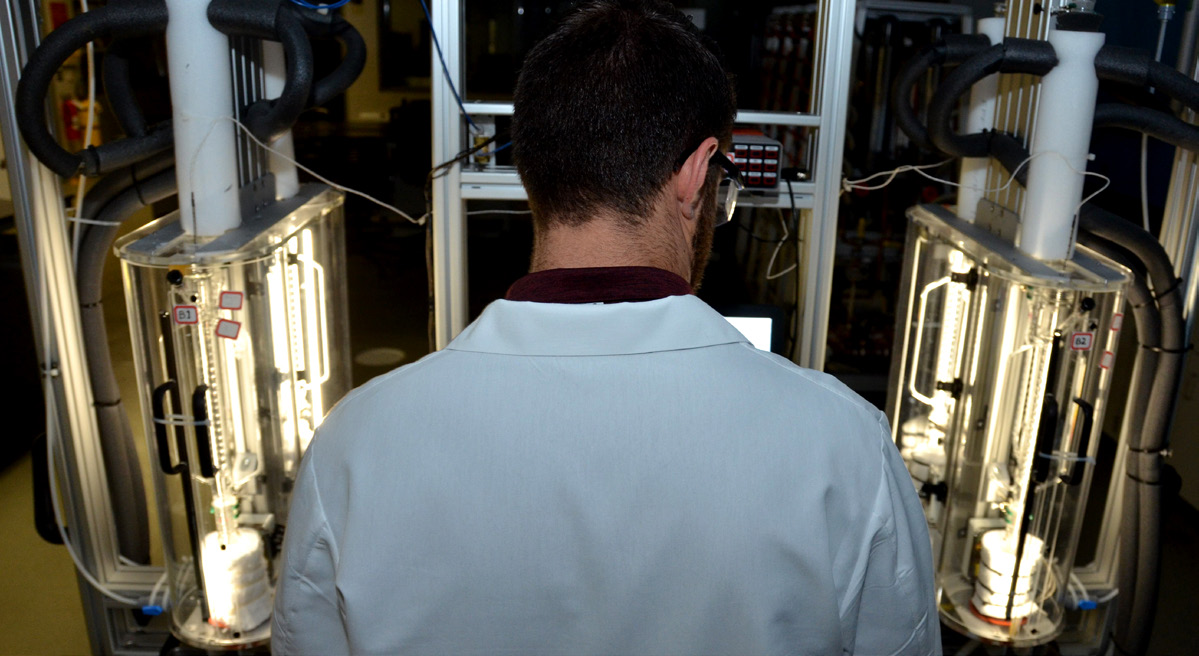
xmin=429 ymin=0 xmax=856 ymax=370
xmin=0 ymin=0 xmax=164 ymax=653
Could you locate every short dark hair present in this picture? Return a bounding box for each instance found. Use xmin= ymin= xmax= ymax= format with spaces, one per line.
xmin=512 ymin=0 xmax=736 ymax=227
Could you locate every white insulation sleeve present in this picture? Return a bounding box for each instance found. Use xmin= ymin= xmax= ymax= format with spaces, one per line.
xmin=263 ymin=42 xmax=299 ymax=201
xmin=1019 ymin=26 xmax=1105 ymax=261
xmin=955 ymin=17 xmax=1005 ymax=222
xmin=164 ymin=0 xmax=241 ymax=237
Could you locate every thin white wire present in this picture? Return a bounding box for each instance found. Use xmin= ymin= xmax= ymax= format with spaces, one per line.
xmin=37 ymin=2 xmax=140 ymax=606
xmin=844 ymin=151 xmax=1111 ymax=223
xmin=70 ymin=0 xmax=96 ymax=266
xmin=464 ymin=209 xmax=531 ymax=216
xmin=66 ymin=215 xmax=126 ymax=226
xmin=229 ymin=116 xmax=424 ymax=225
xmin=765 ymin=209 xmax=798 ymax=280
xmin=1074 ymin=170 xmax=1112 ymax=221
xmin=38 ymin=261 xmax=141 ymax=607
xmin=149 ymin=568 xmax=168 ymax=608
xmin=182 ymin=112 xmax=426 ymax=226
xmin=1067 ymin=571 xmax=1084 ymax=609
xmin=841 ymin=159 xmax=952 ymax=193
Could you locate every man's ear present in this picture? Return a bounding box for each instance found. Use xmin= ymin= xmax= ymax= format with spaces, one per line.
xmin=675 ymin=137 xmax=720 ymax=221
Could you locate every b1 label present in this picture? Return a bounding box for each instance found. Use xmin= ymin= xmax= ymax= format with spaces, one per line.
xmin=173 ymin=306 xmax=199 ymax=325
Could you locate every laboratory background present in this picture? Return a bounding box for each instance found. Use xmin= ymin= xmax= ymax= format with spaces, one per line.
xmin=0 ymin=0 xmax=1197 ymax=653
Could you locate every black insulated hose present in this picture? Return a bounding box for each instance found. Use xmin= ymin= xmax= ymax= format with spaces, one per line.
xmin=1075 ymin=233 xmax=1161 ymax=646
xmin=310 ymin=16 xmax=366 ymax=107
xmin=1079 ymin=206 xmax=1185 ymax=656
xmin=926 ymin=38 xmax=1058 ymax=159
xmin=101 ymin=38 xmax=150 ymax=138
xmin=74 ymin=164 xmax=178 ymax=564
xmin=891 ymin=34 xmax=992 ymax=152
xmin=208 ymin=0 xmax=314 ymax=143
xmin=1094 ymin=103 xmax=1199 ymax=154
xmin=1096 ymin=46 xmax=1199 ymax=114
xmin=14 ymin=0 xmax=169 ymax=177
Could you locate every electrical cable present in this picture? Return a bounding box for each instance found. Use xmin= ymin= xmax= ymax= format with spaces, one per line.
xmin=420 ymin=0 xmax=479 ymax=134
xmin=35 ymin=225 xmax=143 ymax=607
xmin=465 ymin=209 xmax=531 ymax=216
xmin=842 ymin=158 xmax=952 ymax=193
xmin=288 ymin=0 xmax=351 ymax=9
xmin=764 ymin=209 xmax=797 ymax=280
xmin=765 ymin=177 xmax=802 ymax=280
xmin=191 ymin=114 xmax=425 ymax=224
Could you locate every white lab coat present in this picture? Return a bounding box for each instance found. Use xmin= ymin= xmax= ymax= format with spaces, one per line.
xmin=271 ymin=295 xmax=940 ymax=655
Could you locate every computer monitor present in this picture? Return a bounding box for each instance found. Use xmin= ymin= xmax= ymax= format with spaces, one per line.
xmin=717 ymin=304 xmax=786 ymax=354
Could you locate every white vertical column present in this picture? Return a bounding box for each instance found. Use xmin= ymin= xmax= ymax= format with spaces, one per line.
xmin=956 ymin=17 xmax=1004 ymax=222
xmin=263 ymin=41 xmax=299 ymax=201
xmin=431 ymin=0 xmax=469 ymax=349
xmin=801 ymin=0 xmax=855 ymax=369
xmin=165 ymin=0 xmax=241 ymax=236
xmin=1019 ymin=24 xmax=1105 ymax=261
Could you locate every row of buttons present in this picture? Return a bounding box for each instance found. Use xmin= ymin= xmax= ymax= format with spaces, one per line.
xmin=734 ymin=144 xmax=781 ymax=157
xmin=732 ymin=157 xmax=779 ymax=173
xmin=732 ymin=145 xmax=780 ymax=187
xmin=746 ymin=171 xmax=778 ymax=187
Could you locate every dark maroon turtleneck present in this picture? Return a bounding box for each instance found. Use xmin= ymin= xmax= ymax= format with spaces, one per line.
xmin=505 ymin=266 xmax=693 ymax=304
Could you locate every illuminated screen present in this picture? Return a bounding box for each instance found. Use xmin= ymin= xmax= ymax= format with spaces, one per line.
xmin=725 ymin=316 xmax=773 ymax=352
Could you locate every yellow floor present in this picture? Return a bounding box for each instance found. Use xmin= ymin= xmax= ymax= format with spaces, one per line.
xmin=0 ymin=453 xmax=92 ymax=655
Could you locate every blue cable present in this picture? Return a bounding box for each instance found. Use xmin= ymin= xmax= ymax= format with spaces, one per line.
xmin=491 ymin=141 xmax=512 ymax=155
xmin=420 ymin=0 xmax=480 ymax=133
xmin=288 ymin=0 xmax=352 ymax=9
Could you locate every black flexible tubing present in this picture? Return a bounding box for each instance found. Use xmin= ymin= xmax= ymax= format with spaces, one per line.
xmin=987 ymin=132 xmax=1032 ymax=188
xmin=101 ymin=38 xmax=149 ymax=138
xmin=926 ymin=39 xmax=1057 ymax=159
xmin=892 ymin=47 xmax=940 ymax=152
xmin=207 ymin=0 xmax=314 ymax=142
xmin=14 ymin=0 xmax=169 ymax=177
xmin=73 ymin=167 xmax=177 ymax=564
xmin=310 ymin=17 xmax=366 ymax=107
xmin=77 ymin=151 xmax=175 ymax=222
xmin=1096 ymin=46 xmax=1199 ymax=114
xmin=1076 ymin=233 xmax=1161 ymax=643
xmin=1094 ymin=104 xmax=1199 ymax=154
xmin=891 ymin=35 xmax=993 ymax=152
xmin=1079 ymin=206 xmax=1184 ymax=655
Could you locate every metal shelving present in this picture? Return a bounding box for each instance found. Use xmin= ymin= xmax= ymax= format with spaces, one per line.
xmin=429 ymin=0 xmax=856 ymax=369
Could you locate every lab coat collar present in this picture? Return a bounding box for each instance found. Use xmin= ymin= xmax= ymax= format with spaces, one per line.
xmin=445 ymin=295 xmax=750 ymax=356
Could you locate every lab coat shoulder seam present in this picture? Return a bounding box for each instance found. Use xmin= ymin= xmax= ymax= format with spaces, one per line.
xmin=325 ymin=349 xmax=456 ymax=421
xmin=740 ymin=345 xmax=885 ymax=420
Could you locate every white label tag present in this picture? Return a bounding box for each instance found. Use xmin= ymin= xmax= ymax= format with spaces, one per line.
xmin=219 ymin=291 xmax=244 ymax=310
xmin=1101 ymin=351 xmax=1115 ymax=369
xmin=173 ymin=306 xmax=198 ymax=325
xmin=215 ymin=319 xmax=241 ymax=340
xmin=1111 ymin=313 xmax=1124 ymax=332
xmin=1070 ymin=332 xmax=1093 ymax=351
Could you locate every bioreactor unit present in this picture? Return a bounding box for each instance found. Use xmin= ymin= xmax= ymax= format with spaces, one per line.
xmin=887 ymin=204 xmax=1127 ymax=645
xmin=116 ymin=185 xmax=350 ymax=649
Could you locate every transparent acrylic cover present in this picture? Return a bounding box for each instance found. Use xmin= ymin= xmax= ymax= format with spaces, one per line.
xmin=117 ymin=185 xmax=351 ymax=649
xmin=887 ymin=204 xmax=1128 ymax=646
